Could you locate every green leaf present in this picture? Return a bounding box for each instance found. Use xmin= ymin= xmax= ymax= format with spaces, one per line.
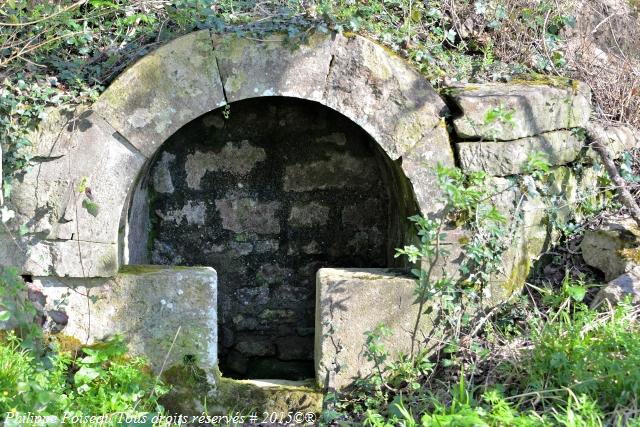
xmin=82 ymin=199 xmax=99 ymax=217
xmin=74 ymin=366 xmax=102 ymax=384
xmin=18 ymin=223 xmax=28 ymax=236
xmin=0 ymin=310 xmax=11 ymax=321
xmin=77 ymin=176 xmax=88 ymax=194
xmin=566 ymin=285 xmax=586 ymax=302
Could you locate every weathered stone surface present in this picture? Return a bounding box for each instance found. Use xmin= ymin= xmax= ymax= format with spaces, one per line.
xmin=582 ymin=123 xmax=640 ymax=162
xmin=213 ymin=32 xmax=333 ymax=104
xmin=95 ymin=31 xmax=226 ymax=157
xmin=581 ymin=218 xmax=640 ymax=281
xmin=215 ymin=197 xmax=281 ymax=234
xmin=457 ymin=130 xmax=584 ymax=176
xmin=315 ymin=268 xmax=431 ymax=390
xmin=0 ymin=227 xmax=119 ymax=277
xmin=152 ymin=152 xmax=176 ymax=194
xmin=288 ymin=202 xmax=330 ymax=227
xmin=591 ymin=266 xmax=640 ymax=308
xmin=185 ymin=141 xmax=266 ymax=189
xmin=283 ymin=153 xmax=378 ymax=192
xmin=156 ymin=200 xmax=207 ymax=226
xmin=450 ymin=81 xmax=591 ymax=140
xmin=0 ymin=107 xmax=144 ymax=277
xmin=35 ymin=265 xmax=217 ymax=375
xmin=9 ymin=109 xmax=144 ymax=244
xmin=326 ymin=35 xmax=451 ymax=162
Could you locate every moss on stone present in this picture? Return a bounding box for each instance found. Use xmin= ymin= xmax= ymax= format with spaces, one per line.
xmin=118 ymin=264 xmax=200 ymax=275
xmin=100 ymin=54 xmax=163 ymax=109
xmin=213 ymin=377 xmax=323 ymax=415
xmin=620 ymin=247 xmax=640 ymax=264
xmin=51 ymin=334 xmax=84 ymax=355
xmin=160 ymin=363 xmax=322 ymax=416
xmin=501 ymin=256 xmax=531 ymax=298
xmin=510 ymin=73 xmax=575 ymax=89
xmin=225 ymin=72 xmax=246 ymax=93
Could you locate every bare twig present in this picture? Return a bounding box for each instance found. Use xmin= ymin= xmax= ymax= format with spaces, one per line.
xmin=586 ymin=122 xmax=640 ymax=228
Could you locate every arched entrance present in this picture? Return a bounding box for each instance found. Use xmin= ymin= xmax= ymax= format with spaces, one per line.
xmin=129 ymin=96 xmax=413 ymax=379
xmin=1 ymin=29 xmax=453 ymax=385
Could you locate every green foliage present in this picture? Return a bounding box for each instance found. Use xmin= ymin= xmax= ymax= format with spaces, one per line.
xmin=0 ymin=270 xmax=167 ymax=422
xmin=333 ymin=272 xmax=640 ymax=425
xmin=0 ymin=333 xmax=167 ymax=423
xmin=523 ymin=300 xmax=640 ymax=412
xmin=0 ymin=268 xmax=40 ymax=348
xmin=524 ymin=151 xmax=551 ymax=180
xmin=483 ymin=104 xmax=516 ymax=141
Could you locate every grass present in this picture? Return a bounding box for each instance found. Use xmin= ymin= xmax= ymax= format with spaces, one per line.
xmin=328 ymin=275 xmax=640 ymax=426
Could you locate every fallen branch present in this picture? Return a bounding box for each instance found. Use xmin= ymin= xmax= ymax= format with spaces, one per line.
xmin=586 ymin=122 xmax=640 ymax=228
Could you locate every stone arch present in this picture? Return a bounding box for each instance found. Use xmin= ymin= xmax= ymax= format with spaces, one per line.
xmin=1 ymin=30 xmax=453 ymax=278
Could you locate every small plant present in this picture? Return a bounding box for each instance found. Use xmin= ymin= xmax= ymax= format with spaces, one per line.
xmin=0 ymin=332 xmax=167 ymax=421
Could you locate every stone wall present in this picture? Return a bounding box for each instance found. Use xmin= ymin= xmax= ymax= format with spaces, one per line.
xmin=134 ymin=97 xmax=405 ymax=379
xmin=2 ymin=30 xmax=640 ymax=407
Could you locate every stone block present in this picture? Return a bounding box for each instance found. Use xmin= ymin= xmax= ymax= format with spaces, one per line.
xmin=212 ymin=32 xmax=333 ymax=105
xmin=288 ymin=202 xmax=330 ymax=227
xmin=325 ymin=35 xmax=451 ymax=163
xmin=215 ymin=197 xmax=281 ymax=234
xmin=9 ymin=109 xmax=145 ymax=244
xmin=582 ymin=123 xmax=640 ymax=162
xmin=315 ymin=268 xmax=431 ymax=390
xmin=581 ymin=218 xmax=640 ymax=280
xmin=283 ymin=153 xmax=378 ymax=192
xmin=591 ymin=266 xmax=640 ymax=308
xmin=449 ymin=81 xmax=591 ymax=140
xmin=457 ymin=130 xmax=584 ymax=176
xmin=1 ymin=107 xmax=144 ymax=277
xmin=95 ymin=31 xmax=226 ymax=157
xmin=185 ymin=142 xmax=266 ymax=189
xmin=34 ymin=265 xmax=218 ymax=376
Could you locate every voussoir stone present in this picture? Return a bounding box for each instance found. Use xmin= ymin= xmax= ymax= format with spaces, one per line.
xmin=212 ymin=32 xmax=334 ymax=104
xmin=457 ymin=130 xmax=584 ymax=176
xmin=0 ymin=108 xmax=144 ymax=277
xmin=315 ymin=268 xmax=431 ymax=390
xmin=449 ymin=81 xmax=591 ymax=140
xmin=95 ymin=30 xmax=226 ymax=158
xmin=35 ymin=265 xmax=218 ymax=378
xmin=581 ymin=218 xmax=640 ymax=281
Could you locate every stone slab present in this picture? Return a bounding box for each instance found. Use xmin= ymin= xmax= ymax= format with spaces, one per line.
xmin=34 ymin=265 xmax=218 ymax=375
xmin=450 ymin=81 xmax=591 ymax=140
xmin=95 ymin=31 xmax=226 ymax=157
xmin=457 ymin=130 xmax=584 ymax=176
xmin=583 ymin=123 xmax=640 ymax=162
xmin=315 ymin=268 xmax=431 ymax=390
